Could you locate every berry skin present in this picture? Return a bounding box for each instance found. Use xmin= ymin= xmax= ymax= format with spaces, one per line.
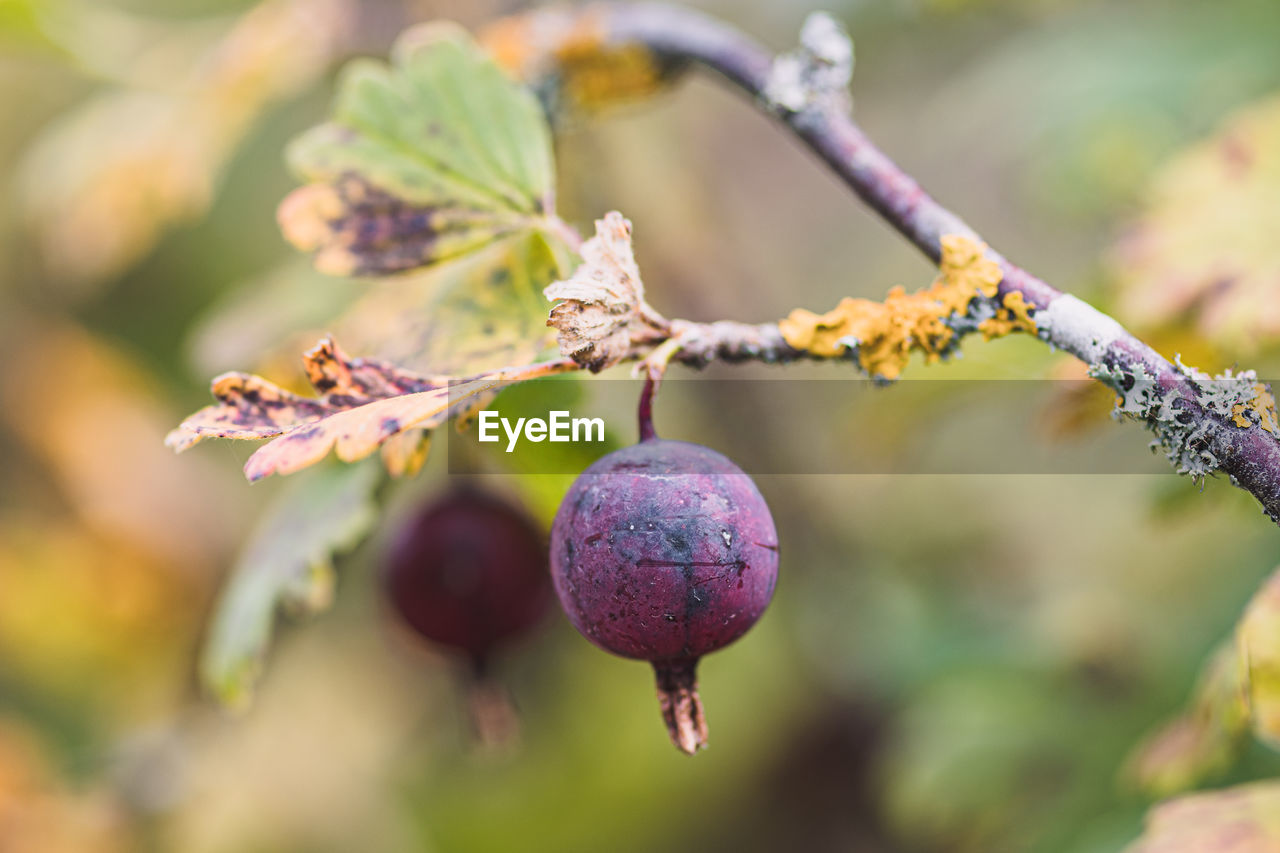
xmin=550 ymin=403 xmax=779 ymax=753
xmin=384 ymin=488 xmax=550 ymax=665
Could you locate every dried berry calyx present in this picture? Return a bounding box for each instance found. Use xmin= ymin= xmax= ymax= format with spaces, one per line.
xmin=550 ymin=379 xmax=780 ymax=753
xmin=383 ymin=486 xmax=551 ymax=747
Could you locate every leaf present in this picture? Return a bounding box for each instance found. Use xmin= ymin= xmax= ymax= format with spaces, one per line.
xmin=379 ymin=429 xmax=431 ymax=478
xmin=166 ymin=337 xmax=440 ymax=454
xmin=18 ymin=0 xmax=352 ymax=289
xmin=168 ymin=335 xmax=581 ymax=480
xmin=778 ymin=234 xmax=1008 ymax=381
xmin=279 ymin=22 xmax=557 ymax=277
xmin=1237 ymin=566 xmax=1280 ymax=747
xmin=1124 ymin=644 xmax=1250 ymax=797
xmin=1125 ymin=564 xmax=1280 ymax=797
xmin=1124 ymin=781 xmax=1280 ymax=852
xmin=200 ymin=461 xmax=380 ymax=708
xmin=186 ymin=218 xmax=572 ymax=410
xmin=333 ymin=230 xmax=570 ymax=376
xmin=543 ymin=211 xmax=669 ymax=372
xmin=1111 ymin=94 xmax=1280 ymax=352
xmin=186 ymin=258 xmax=363 ymax=377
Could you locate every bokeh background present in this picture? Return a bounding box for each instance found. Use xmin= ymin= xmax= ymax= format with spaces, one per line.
xmin=3 ymin=0 xmax=1280 ymax=850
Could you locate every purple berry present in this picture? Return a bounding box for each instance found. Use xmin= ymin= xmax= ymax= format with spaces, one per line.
xmin=383 ymin=487 xmax=551 ymax=670
xmin=550 ymin=381 xmax=779 ymax=753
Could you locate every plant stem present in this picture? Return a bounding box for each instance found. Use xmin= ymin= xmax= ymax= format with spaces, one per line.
xmin=499 ymin=2 xmax=1280 ymax=525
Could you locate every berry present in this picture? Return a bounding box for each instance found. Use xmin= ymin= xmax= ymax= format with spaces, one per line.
xmin=383 ymin=487 xmax=551 ymax=746
xmin=550 ymin=379 xmax=779 ymax=753
xmin=383 ymin=487 xmax=550 ymax=665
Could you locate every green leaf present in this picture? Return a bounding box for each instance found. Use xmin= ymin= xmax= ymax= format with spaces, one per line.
xmin=200 ymin=461 xmax=381 ymax=708
xmin=1125 ymin=781 xmax=1280 ymax=852
xmin=187 ymin=258 xmax=363 ymax=376
xmin=279 ymin=21 xmax=557 ymax=277
xmin=333 ymin=230 xmax=570 ymax=376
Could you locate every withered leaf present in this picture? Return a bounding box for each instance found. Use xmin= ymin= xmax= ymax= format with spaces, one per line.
xmin=543 ymin=211 xmax=669 ymax=372
xmin=279 ymin=23 xmax=557 ymax=277
xmin=168 ymin=336 xmax=580 ymax=481
xmin=166 ymin=337 xmax=440 ymax=454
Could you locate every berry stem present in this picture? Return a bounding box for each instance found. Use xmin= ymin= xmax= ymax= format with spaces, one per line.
xmin=653 ymin=659 xmax=708 ymax=755
xmin=637 ymin=375 xmax=658 ymax=442
xmin=465 ymin=669 xmax=522 ymax=751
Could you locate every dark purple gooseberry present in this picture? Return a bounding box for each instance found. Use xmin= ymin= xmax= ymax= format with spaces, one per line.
xmin=550 ymin=380 xmax=779 ymax=754
xmin=383 ymin=487 xmax=551 ymax=673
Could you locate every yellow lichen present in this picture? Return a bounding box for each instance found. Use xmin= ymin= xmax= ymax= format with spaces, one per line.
xmin=477 ymin=14 xmax=540 ymax=75
xmin=1231 ymin=383 xmax=1280 ymax=436
xmin=937 ymin=234 xmax=1002 ymax=306
xmin=979 ymin=291 xmax=1038 ymax=339
xmin=480 ymin=9 xmax=666 ymax=112
xmin=778 ymin=234 xmax=1006 ymax=380
xmin=556 ymin=41 xmax=664 ymax=111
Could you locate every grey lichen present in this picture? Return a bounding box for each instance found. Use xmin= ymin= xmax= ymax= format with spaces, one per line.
xmin=764 ymin=12 xmax=854 ymax=114
xmin=1089 ymin=356 xmax=1278 ymax=484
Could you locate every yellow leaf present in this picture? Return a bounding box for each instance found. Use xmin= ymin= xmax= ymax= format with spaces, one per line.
xmin=18 ymin=0 xmax=352 ymax=288
xmin=1124 ymin=644 xmax=1249 ymax=797
xmin=1111 ymin=94 xmax=1280 ymax=353
xmin=1237 ymin=567 xmax=1280 ymax=747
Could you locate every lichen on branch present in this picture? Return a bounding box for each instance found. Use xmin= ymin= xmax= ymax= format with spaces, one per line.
xmin=763 ymin=11 xmax=854 ymax=114
xmin=498 ymin=2 xmax=1280 ymax=524
xmin=777 ymin=234 xmax=1021 ymax=381
xmin=1090 ymin=357 xmax=1280 ymax=483
xmin=480 ymin=7 xmax=676 ymax=114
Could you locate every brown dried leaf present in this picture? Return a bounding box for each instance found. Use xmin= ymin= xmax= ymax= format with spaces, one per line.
xmin=543 ymin=211 xmax=669 ymax=371
xmin=168 ymin=336 xmax=579 ymax=481
xmin=165 ymin=338 xmax=437 ymax=454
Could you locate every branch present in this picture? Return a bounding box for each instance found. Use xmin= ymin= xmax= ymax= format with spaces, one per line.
xmin=487 ymin=2 xmax=1280 ymax=525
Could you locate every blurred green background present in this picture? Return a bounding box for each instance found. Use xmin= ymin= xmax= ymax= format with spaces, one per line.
xmin=2 ymin=0 xmax=1280 ymax=850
